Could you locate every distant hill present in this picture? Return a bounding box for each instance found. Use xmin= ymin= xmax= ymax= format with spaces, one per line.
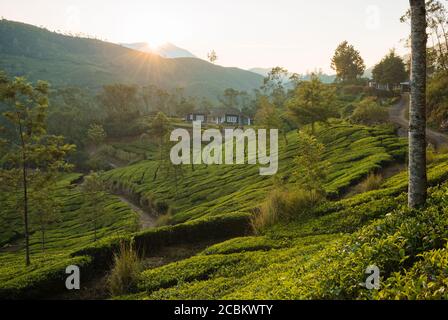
xmin=0 ymin=20 xmax=263 ymax=99
xmin=248 ymin=67 xmax=272 ymax=78
xmin=120 ymin=42 xmax=197 ymax=59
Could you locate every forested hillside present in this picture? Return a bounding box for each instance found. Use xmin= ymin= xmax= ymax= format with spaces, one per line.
xmin=0 ymin=20 xmax=263 ymax=98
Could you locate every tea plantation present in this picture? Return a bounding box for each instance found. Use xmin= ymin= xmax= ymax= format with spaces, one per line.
xmin=0 ymin=121 xmax=424 ymax=299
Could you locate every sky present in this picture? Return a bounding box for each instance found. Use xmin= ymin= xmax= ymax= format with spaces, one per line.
xmin=0 ymin=0 xmax=411 ymax=74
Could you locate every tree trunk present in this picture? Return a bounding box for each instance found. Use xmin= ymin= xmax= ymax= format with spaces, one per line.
xmin=94 ymin=214 xmax=97 ymax=242
xmin=408 ymin=0 xmax=428 ymax=208
xmin=41 ymin=223 xmax=45 ymax=253
xmin=17 ymin=116 xmax=30 ymax=266
xmin=22 ymin=162 xmax=30 ymax=266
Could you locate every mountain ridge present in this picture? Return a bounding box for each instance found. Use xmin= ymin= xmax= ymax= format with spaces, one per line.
xmin=120 ymin=42 xmax=197 ymax=59
xmin=0 ymin=19 xmax=263 ymax=99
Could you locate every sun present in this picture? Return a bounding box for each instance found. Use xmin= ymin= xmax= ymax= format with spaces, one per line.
xmin=147 ymin=34 xmax=170 ymax=49
xmin=148 ymin=39 xmax=167 ymax=49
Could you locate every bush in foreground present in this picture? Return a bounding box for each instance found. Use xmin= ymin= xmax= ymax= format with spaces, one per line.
xmin=356 ymin=173 xmax=383 ymax=193
xmin=108 ymin=241 xmax=142 ymax=296
xmin=251 ymin=189 xmax=322 ymax=234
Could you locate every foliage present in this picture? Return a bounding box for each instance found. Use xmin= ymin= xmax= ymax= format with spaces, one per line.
xmin=356 ymin=173 xmax=383 ymax=193
xmin=287 ymin=76 xmax=337 ymax=134
xmin=372 ymin=50 xmax=408 ymax=89
xmin=350 ymin=98 xmax=389 ymax=125
xmin=149 ymin=112 xmax=172 ymax=180
xmin=207 ymin=50 xmax=218 ymax=64
xmin=0 ymin=174 xmax=139 ymax=297
xmin=0 ymin=72 xmax=75 ymax=265
xmin=261 ymin=67 xmax=289 ymax=107
xmin=294 ymin=131 xmax=329 ymax=193
xmin=29 ymin=174 xmax=62 ymax=252
xmin=251 ymin=188 xmax=322 ymax=234
xmin=102 ymin=124 xmax=406 ymax=223
xmin=79 ymin=172 xmax=109 ymax=242
xmin=401 ymin=0 xmax=448 ymax=74
xmin=108 ymin=241 xmax=142 ymax=296
xmin=255 ymin=96 xmax=281 ymax=126
xmin=114 ymin=159 xmax=448 ymax=300
xmin=331 ymin=41 xmax=366 ymax=83
xmin=427 ymin=70 xmax=448 ymax=129
xmin=87 ymin=124 xmax=106 ymax=147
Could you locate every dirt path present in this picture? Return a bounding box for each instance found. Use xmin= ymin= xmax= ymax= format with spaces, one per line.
xmin=85 ymin=146 xmax=156 ymax=228
xmin=389 ymin=94 xmax=448 ymax=148
xmin=117 ymin=195 xmax=157 ymax=229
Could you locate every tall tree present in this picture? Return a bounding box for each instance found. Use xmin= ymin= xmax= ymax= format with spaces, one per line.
xmin=0 ymin=73 xmax=75 ymax=265
xmin=219 ymin=88 xmax=240 ymax=110
xmin=372 ymin=50 xmax=409 ymax=90
xmin=261 ymin=67 xmax=288 ymax=107
xmin=149 ymin=112 xmax=172 ymax=180
xmin=408 ymin=0 xmax=428 ymax=208
xmin=331 ymin=41 xmax=366 ymax=83
xmin=98 ymin=84 xmax=139 ymax=117
xmin=98 ymin=84 xmax=141 ymax=137
xmin=255 ymin=96 xmax=288 ymax=143
xmin=207 ymin=50 xmax=218 ymax=64
xmin=294 ymin=131 xmax=329 ymax=194
xmin=80 ymin=172 xmax=107 ymax=242
xmin=286 ymin=75 xmax=337 ymax=135
xmin=401 ymin=0 xmax=448 ymax=73
xmin=30 ymin=173 xmax=61 ymax=253
xmin=87 ymin=123 xmax=106 ymax=147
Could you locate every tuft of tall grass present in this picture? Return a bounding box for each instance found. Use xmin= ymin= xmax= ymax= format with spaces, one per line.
xmin=251 ymin=188 xmax=322 ymax=234
xmin=108 ymin=241 xmax=142 ymax=296
xmin=356 ymin=173 xmax=383 ymax=193
xmin=155 ymin=213 xmax=173 ymax=227
xmin=427 ymin=145 xmax=437 ymax=164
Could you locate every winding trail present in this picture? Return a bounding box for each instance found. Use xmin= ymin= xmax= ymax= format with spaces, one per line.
xmin=117 ymin=194 xmax=157 ymax=229
xmin=84 ymin=147 xmax=157 ymax=229
xmin=389 ymin=94 xmax=448 ymax=148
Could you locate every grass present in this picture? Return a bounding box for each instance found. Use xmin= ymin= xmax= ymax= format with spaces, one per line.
xmin=251 ymin=188 xmax=322 ymax=234
xmin=108 ymin=241 xmax=142 ymax=296
xmin=356 ymin=173 xmax=383 ymax=193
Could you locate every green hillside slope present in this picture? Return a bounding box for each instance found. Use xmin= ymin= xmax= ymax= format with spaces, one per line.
xmin=127 ymin=158 xmax=448 ymax=300
xmin=102 ymin=123 xmax=407 ymax=223
xmin=0 ymin=20 xmax=263 ymax=98
xmin=0 ymin=123 xmax=406 ymax=298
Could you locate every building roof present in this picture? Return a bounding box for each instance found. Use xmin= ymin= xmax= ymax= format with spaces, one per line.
xmin=210 ymin=107 xmax=251 ymax=118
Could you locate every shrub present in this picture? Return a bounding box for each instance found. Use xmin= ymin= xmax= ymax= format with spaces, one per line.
xmin=356 ymin=173 xmax=383 ymax=193
xmin=294 ymin=131 xmax=329 ymax=194
xmin=154 ymin=200 xmax=169 ymax=215
xmin=72 ymin=212 xmax=253 ymax=268
xmin=252 ymin=189 xmax=322 ymax=234
xmin=375 ymin=246 xmax=448 ymax=299
xmin=108 ymin=241 xmax=142 ymax=296
xmin=0 ymin=255 xmax=93 ymax=300
xmin=155 ymin=213 xmax=173 ymax=227
xmin=427 ymin=71 xmax=448 ymax=128
xmin=350 ymin=98 xmax=389 ymax=125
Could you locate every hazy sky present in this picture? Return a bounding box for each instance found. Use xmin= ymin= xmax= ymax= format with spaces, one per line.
xmin=0 ymin=0 xmax=410 ymax=73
